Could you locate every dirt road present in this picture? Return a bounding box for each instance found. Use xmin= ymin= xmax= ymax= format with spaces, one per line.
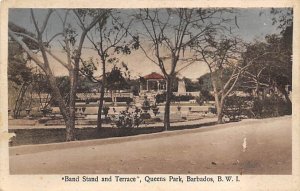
xmin=9 ymin=116 xmax=292 ymax=174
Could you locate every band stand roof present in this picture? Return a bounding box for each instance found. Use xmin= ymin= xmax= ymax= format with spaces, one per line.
xmin=143 ymin=72 xmax=165 ymax=80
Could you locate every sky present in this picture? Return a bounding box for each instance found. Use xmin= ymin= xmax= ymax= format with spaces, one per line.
xmin=8 ymin=8 xmax=284 ymax=80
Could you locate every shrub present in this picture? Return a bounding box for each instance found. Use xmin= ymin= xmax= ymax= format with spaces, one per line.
xmin=112 ymin=107 xmax=144 ymax=128
xmin=116 ymin=97 xmax=133 ymax=103
xmin=141 ymin=112 xmax=151 ymax=119
xmin=208 ymin=107 xmax=217 ymax=114
xmin=102 ymin=106 xmax=110 ymax=118
xmin=155 ymin=93 xmax=194 ymax=103
xmin=224 ymin=94 xmax=291 ymax=121
xmin=103 ymin=97 xmax=113 ymax=102
xmin=156 ymin=92 xmax=173 ymax=104
xmin=200 ymin=90 xmax=214 ymax=101
xmin=175 ymin=95 xmax=194 ymax=102
xmin=252 ymin=95 xmax=290 ymax=118
xmin=223 ymin=95 xmax=253 ymax=121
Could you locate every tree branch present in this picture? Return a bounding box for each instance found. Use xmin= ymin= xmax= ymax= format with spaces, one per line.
xmin=40 ymin=9 xmax=54 ymax=34
xmin=8 ymin=29 xmax=45 ymax=72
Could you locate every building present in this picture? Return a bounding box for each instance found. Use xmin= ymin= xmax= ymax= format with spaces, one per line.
xmin=139 ymin=72 xmax=166 ymax=93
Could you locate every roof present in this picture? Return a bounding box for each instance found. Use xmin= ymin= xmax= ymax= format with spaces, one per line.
xmin=143 ymin=72 xmax=165 ymax=80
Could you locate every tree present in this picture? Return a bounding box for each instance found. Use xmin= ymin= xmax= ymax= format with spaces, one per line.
xmin=7 ymin=23 xmax=42 ymax=118
xmin=8 ymin=40 xmax=33 ymax=118
xmin=106 ymin=65 xmax=130 ymax=103
xmin=193 ymin=37 xmax=248 ymax=123
xmin=182 ymin=77 xmax=202 ymax=92
xmin=78 ymin=9 xmax=134 ymax=130
xmin=132 ymin=8 xmax=233 ymax=130
xmin=8 ymin=9 xmax=105 ymax=141
xmin=240 ymin=34 xmax=292 ymax=114
xmin=270 ymin=8 xmax=292 ymax=112
xmin=198 ymin=73 xmax=212 ymax=91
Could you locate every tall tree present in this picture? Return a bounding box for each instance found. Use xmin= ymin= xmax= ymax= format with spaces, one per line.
xmin=192 ymin=37 xmax=249 ymax=123
xmin=7 ymin=23 xmax=41 ymax=118
xmin=8 ymin=9 xmax=105 ymax=141
xmin=8 ymin=40 xmax=32 ymax=118
xmin=133 ymin=8 xmax=233 ymax=130
xmin=78 ymin=9 xmax=133 ymax=130
xmin=240 ymin=34 xmax=292 ymax=114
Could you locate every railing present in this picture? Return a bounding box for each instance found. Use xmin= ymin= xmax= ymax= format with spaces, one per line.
xmin=76 ymin=92 xmax=133 ymax=100
xmin=173 ymin=92 xmax=200 ymax=97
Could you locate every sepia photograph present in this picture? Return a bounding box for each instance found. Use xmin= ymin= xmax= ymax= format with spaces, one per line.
xmin=1 ymin=0 xmax=299 ymax=190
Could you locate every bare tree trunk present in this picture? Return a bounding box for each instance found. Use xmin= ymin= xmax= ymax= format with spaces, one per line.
xmin=39 ymin=27 xmax=76 ymax=141
xmin=212 ymin=79 xmax=224 ymax=124
xmin=46 ymin=72 xmax=72 ymax=138
xmin=16 ymin=82 xmax=31 ymax=118
xmin=42 ymin=51 xmax=75 ymax=141
xmin=97 ymin=85 xmax=105 ymax=130
xmin=214 ymin=93 xmax=224 ymax=124
xmin=97 ymin=61 xmax=106 ymax=130
xmin=14 ymin=82 xmax=26 ymax=118
xmin=46 ymin=70 xmax=70 ymax=119
xmin=164 ymin=76 xmax=172 ymax=131
xmin=66 ymin=29 xmax=91 ymax=141
xmin=217 ymin=101 xmax=224 ymax=124
xmin=67 ymin=69 xmax=77 ymax=141
xmin=50 ymin=83 xmax=73 ymax=141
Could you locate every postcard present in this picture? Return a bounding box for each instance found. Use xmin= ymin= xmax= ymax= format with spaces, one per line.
xmin=0 ymin=0 xmax=299 ymax=190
